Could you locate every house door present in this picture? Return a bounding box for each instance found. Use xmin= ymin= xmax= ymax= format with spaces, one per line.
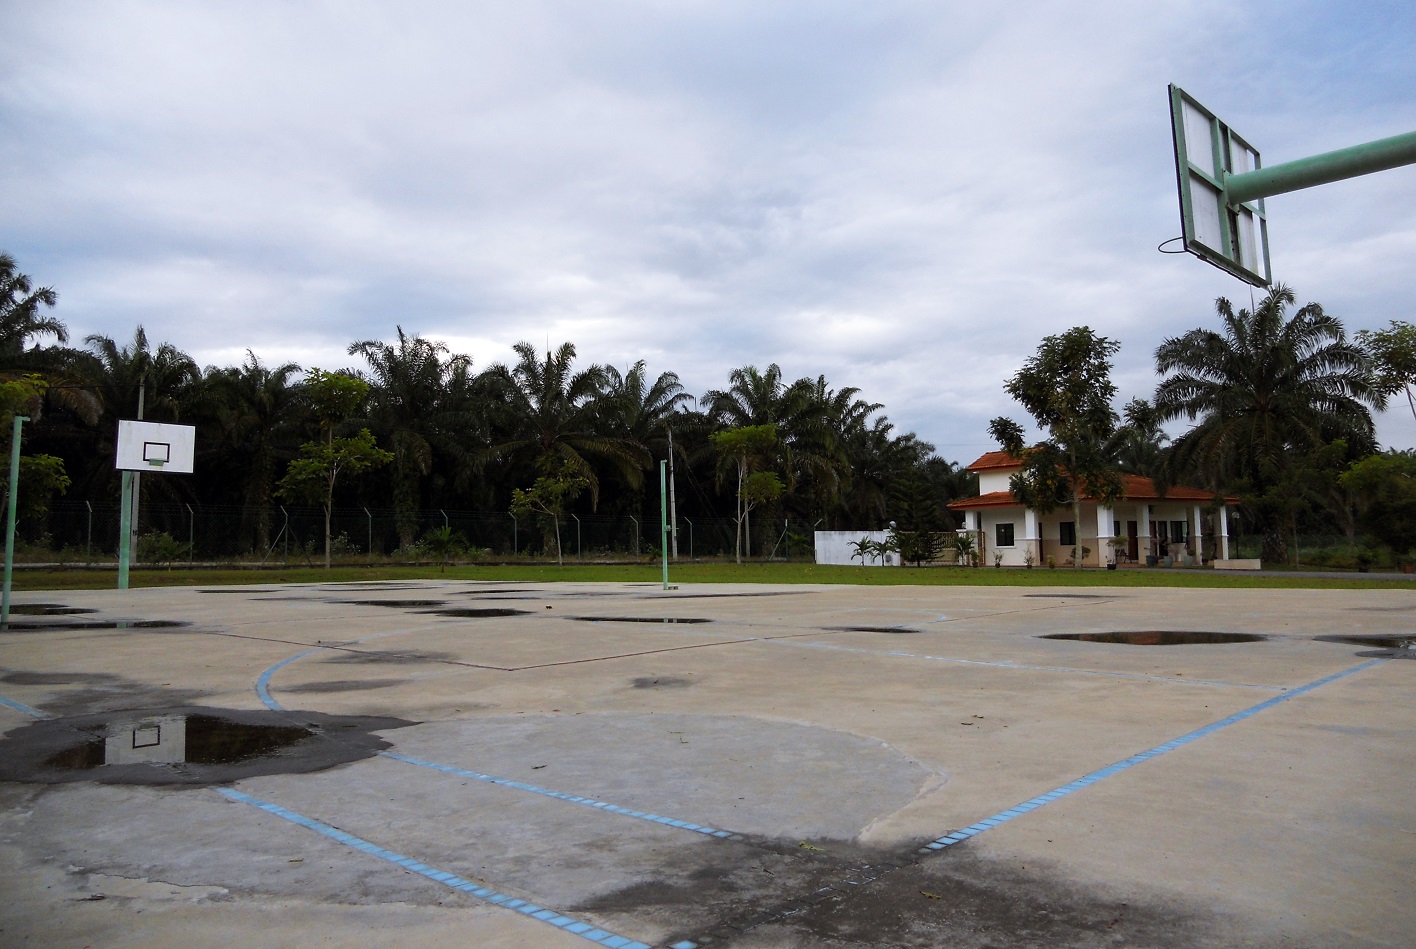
xmin=1126 ymin=521 xmax=1138 ymax=562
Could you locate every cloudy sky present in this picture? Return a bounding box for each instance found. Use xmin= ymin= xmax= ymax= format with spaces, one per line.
xmin=3 ymin=0 xmax=1414 ymax=460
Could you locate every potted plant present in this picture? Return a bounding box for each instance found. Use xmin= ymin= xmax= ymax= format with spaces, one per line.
xmin=993 ymin=550 xmax=1004 ymax=568
xmin=1046 ymin=555 xmax=1056 ymax=569
xmin=1355 ymin=548 xmax=1375 ymax=573
xmin=1023 ymin=548 xmax=1036 ymax=569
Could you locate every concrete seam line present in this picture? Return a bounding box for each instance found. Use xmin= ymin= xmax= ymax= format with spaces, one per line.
xmin=378 ymin=751 xmax=745 ymax=842
xmin=0 ymin=692 xmax=51 ymax=719
xmin=917 ymin=657 xmax=1388 ymax=854
xmin=215 ymin=787 xmax=651 ymax=949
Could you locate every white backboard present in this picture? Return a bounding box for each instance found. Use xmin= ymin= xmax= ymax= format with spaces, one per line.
xmin=1169 ymin=84 xmax=1272 ymax=287
xmin=116 ymin=420 xmax=196 ymax=474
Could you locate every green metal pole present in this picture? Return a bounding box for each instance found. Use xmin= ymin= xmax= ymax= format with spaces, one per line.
xmin=118 ymin=469 xmax=133 ymax=590
xmin=1226 ymin=130 xmax=1416 ymax=205
xmin=660 ymin=460 xmax=674 ymax=590
xmin=2 ymin=415 xmax=29 ymax=629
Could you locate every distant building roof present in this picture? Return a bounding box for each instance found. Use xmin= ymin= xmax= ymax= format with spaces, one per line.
xmin=948 ymin=474 xmax=1236 ymax=510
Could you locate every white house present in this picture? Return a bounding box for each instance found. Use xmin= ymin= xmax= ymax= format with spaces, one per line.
xmin=948 ymin=451 xmax=1239 ymax=568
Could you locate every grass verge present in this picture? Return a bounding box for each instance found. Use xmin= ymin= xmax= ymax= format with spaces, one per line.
xmin=11 ymin=561 xmax=1414 ymax=591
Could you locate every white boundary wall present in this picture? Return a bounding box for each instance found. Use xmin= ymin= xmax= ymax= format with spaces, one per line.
xmin=814 ymin=531 xmax=899 ymax=567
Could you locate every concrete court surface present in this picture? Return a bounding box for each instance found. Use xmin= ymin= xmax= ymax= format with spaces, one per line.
xmin=0 ymin=579 xmax=1412 ymax=948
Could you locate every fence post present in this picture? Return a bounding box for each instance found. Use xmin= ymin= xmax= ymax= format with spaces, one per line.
xmin=440 ymin=509 xmax=448 ymax=529
xmin=571 ymin=513 xmax=581 ymax=560
xmin=85 ymin=501 xmax=93 ymax=565
xmin=186 ymin=503 xmax=195 ymax=565
xmin=509 ymin=513 xmax=517 ymax=556
xmin=684 ymin=517 xmax=693 ymax=561
xmin=628 ymin=515 xmax=638 ymax=557
xmin=364 ymin=507 xmax=373 ymax=561
xmin=281 ymin=506 xmax=289 ymax=561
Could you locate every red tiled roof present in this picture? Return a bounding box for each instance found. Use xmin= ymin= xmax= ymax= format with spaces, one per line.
xmin=948 ymin=475 xmax=1236 ymax=509
xmin=966 ymin=451 xmax=1021 ymax=471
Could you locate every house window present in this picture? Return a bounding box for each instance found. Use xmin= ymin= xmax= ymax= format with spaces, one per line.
xmin=1171 ymin=520 xmax=1188 ymax=541
xmin=995 ymin=523 xmax=1015 ymax=547
xmin=1059 ymin=521 xmax=1076 ymax=547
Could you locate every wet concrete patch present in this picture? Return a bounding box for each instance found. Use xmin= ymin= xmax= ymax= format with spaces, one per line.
xmin=628 ymin=848 xmax=1237 ymax=949
xmin=277 ymin=678 xmax=406 ymax=693
xmin=1042 ymin=631 xmax=1265 ymax=645
xmin=1023 ymin=593 xmax=1118 ymax=600
xmin=0 ymin=619 xmax=189 ymax=632
xmin=321 ymin=648 xmax=458 ymax=665
xmin=572 ymin=616 xmax=713 ymax=625
xmin=419 ymin=607 xmax=530 ymax=618
xmin=1 ymin=671 xmax=118 ymax=686
xmin=631 ymin=676 xmax=693 ymax=689
xmin=823 ymin=625 xmax=919 ymax=634
xmin=6 ymin=604 xmax=98 ymax=615
xmin=336 ymin=599 xmax=446 ymax=608
xmin=0 ymin=706 xmax=413 ymax=785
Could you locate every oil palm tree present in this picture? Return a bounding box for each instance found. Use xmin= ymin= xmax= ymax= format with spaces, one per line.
xmin=484 ymin=341 xmax=648 ymax=508
xmin=350 ymin=328 xmax=483 ymax=547
xmin=0 ymin=252 xmax=66 ymax=361
xmin=1153 ymin=285 xmax=1382 ymax=559
xmin=207 ymin=352 xmax=305 ymax=552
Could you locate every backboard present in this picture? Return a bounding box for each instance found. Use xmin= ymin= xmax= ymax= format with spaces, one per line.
xmin=116 ymin=420 xmax=196 ymax=474
xmin=1169 ymin=84 xmax=1272 ymax=287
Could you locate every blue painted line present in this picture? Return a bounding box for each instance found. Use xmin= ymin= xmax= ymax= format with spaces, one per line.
xmin=256 ymin=647 xmax=326 ymax=710
xmin=0 ymin=692 xmax=51 ymax=719
xmin=918 ymin=658 xmax=1387 ymax=855
xmin=216 ymin=787 xmax=650 ymax=949
xmin=378 ymin=750 xmax=745 ymax=842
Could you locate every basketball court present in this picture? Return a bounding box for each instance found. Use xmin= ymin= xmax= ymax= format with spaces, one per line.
xmin=0 ymin=579 xmax=1412 ymax=947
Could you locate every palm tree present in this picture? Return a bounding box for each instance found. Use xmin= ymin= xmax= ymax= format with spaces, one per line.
xmin=207 ymin=352 xmax=305 ymax=552
xmin=350 ymin=328 xmax=482 ymax=547
xmin=0 ymin=252 xmax=66 ymax=361
xmin=1153 ymin=285 xmax=1382 ymax=560
xmin=484 ymin=341 xmax=649 ymax=508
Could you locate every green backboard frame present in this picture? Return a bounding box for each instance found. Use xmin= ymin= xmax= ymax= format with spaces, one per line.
xmin=1169 ymin=84 xmax=1272 ymax=287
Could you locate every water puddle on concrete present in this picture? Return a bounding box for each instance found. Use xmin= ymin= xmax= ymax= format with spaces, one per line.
xmin=7 ymin=604 xmax=97 ymax=615
xmin=1315 ymin=634 xmax=1416 ymax=657
xmin=823 ymin=625 xmax=919 ymax=634
xmin=0 ymin=620 xmax=188 ymax=632
xmin=421 ymin=608 xmax=530 ymax=618
xmin=337 ymin=599 xmax=446 ymax=608
xmin=1042 ymin=631 xmax=1264 ymax=645
xmin=572 ymin=616 xmax=712 ymax=624
xmin=0 ymin=707 xmax=412 ymax=785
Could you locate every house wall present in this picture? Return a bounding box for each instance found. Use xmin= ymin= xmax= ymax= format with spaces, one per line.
xmin=976 ymin=469 xmax=1014 ymax=494
xmin=965 ymin=501 xmax=1227 ymax=567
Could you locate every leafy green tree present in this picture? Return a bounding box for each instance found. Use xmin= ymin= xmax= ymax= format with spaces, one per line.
xmin=710 ymin=424 xmax=782 ymax=562
xmin=1357 ymin=320 xmax=1416 ymax=426
xmin=0 ymin=374 xmax=71 ymax=537
xmin=1154 ymin=286 xmax=1381 ymax=562
xmin=276 ymin=371 xmax=391 ymax=568
xmin=1340 ymin=451 xmax=1416 ymax=555
xmin=990 ymin=326 xmax=1123 ymax=569
xmin=509 ymin=461 xmax=590 ymax=565
xmin=887 ymin=467 xmax=944 ymax=565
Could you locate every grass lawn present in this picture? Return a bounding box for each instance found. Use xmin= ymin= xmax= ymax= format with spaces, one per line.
xmin=10 ymin=561 xmax=1414 ymax=591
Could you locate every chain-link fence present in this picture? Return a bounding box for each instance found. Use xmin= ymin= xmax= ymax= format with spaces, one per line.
xmin=22 ymin=501 xmax=817 ymax=566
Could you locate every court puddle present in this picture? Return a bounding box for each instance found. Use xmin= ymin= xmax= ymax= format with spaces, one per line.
xmin=822 ymin=625 xmax=919 ymax=634
xmin=1041 ymin=631 xmax=1264 ymax=645
xmin=336 ymin=599 xmax=446 ymax=608
xmin=0 ymin=620 xmax=188 ymax=632
xmin=1315 ymin=634 xmax=1416 ymax=657
xmin=419 ymin=608 xmax=530 ymax=618
xmin=7 ymin=604 xmax=97 ymax=615
xmin=0 ymin=707 xmax=412 ymax=785
xmin=571 ymin=616 xmax=712 ymax=624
